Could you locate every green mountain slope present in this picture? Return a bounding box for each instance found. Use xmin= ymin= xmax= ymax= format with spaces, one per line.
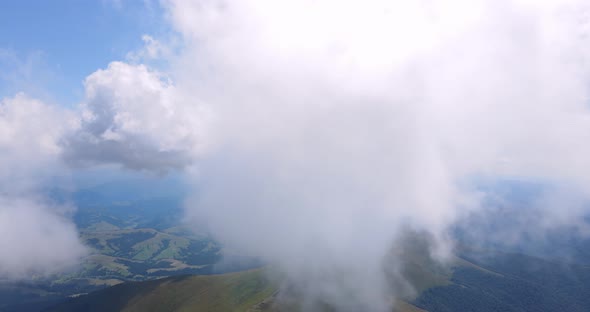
xmin=44 ymin=269 xmax=277 ymax=312
xmin=44 ymin=251 xmax=590 ymax=312
xmin=43 ymin=268 xmax=428 ymax=312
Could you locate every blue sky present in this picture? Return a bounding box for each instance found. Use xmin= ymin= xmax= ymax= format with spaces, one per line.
xmin=0 ymin=0 xmax=166 ymax=106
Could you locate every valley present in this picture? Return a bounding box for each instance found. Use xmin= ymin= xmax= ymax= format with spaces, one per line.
xmin=45 ymin=250 xmax=590 ymax=312
xmin=3 ymin=178 xmax=590 ymax=312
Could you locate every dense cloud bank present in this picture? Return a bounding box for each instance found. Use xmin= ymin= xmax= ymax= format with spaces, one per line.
xmin=3 ymin=0 xmax=590 ymax=310
xmin=168 ymin=0 xmax=590 ymax=309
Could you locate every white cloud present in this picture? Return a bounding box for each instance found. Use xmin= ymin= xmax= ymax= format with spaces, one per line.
xmin=161 ymin=0 xmax=590 ymax=309
xmin=0 ymin=93 xmax=73 ymax=190
xmin=63 ymin=61 xmax=209 ymax=171
xmin=126 ymin=35 xmax=170 ymax=62
xmin=0 ymin=94 xmax=86 ymax=279
xmin=0 ymin=197 xmax=85 ymax=279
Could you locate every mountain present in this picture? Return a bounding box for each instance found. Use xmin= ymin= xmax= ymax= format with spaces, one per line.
xmin=19 ymin=179 xmax=590 ymax=311
xmin=44 ymin=269 xmax=277 ymax=312
xmin=0 ymin=179 xmax=255 ymax=312
xmin=43 ymin=251 xmax=590 ymax=312
xmin=43 ymin=268 xmax=426 ymax=312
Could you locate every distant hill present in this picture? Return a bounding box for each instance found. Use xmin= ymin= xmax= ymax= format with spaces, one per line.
xmin=413 ymin=250 xmax=590 ymax=312
xmin=77 ymin=227 xmax=221 ymax=279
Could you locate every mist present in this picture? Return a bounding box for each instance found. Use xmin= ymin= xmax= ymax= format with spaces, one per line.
xmin=3 ymin=0 xmax=590 ymax=310
xmin=164 ymin=0 xmax=590 ymax=310
xmin=0 ymin=94 xmax=86 ymax=279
